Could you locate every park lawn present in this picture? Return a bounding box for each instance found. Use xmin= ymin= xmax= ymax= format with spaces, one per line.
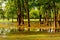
xmin=0 ymin=19 xmax=39 ymax=22
xmin=0 ymin=19 xmax=40 ymax=28
xmin=0 ymin=32 xmax=60 ymax=40
xmin=0 ymin=19 xmax=59 ymax=40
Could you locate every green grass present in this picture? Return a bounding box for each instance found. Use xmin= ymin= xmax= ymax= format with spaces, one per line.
xmin=0 ymin=31 xmax=60 ymax=40
xmin=0 ymin=19 xmax=59 ymax=40
xmin=0 ymin=33 xmax=60 ymax=40
xmin=0 ymin=19 xmax=39 ymax=22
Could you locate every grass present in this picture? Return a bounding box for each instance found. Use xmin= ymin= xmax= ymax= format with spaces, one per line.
xmin=0 ymin=32 xmax=60 ymax=40
xmin=0 ymin=30 xmax=60 ymax=40
xmin=0 ymin=19 xmax=39 ymax=22
xmin=0 ymin=19 xmax=59 ymax=40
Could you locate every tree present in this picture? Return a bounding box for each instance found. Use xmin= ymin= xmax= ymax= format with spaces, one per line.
xmin=17 ymin=0 xmax=21 ymax=25
xmin=21 ymin=0 xmax=24 ymax=24
xmin=24 ymin=0 xmax=30 ymax=31
xmin=5 ymin=0 xmax=17 ymax=22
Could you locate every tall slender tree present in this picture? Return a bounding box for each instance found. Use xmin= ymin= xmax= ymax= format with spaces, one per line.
xmin=21 ymin=0 xmax=24 ymax=24
xmin=24 ymin=0 xmax=30 ymax=31
xmin=17 ymin=0 xmax=22 ymax=25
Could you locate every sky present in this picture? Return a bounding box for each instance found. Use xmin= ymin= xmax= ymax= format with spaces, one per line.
xmin=2 ymin=2 xmax=6 ymax=10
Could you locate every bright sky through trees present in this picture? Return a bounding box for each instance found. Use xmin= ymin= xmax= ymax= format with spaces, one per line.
xmin=2 ymin=3 xmax=5 ymax=10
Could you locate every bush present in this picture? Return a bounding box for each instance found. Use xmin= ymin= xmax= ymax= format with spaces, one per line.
xmin=30 ymin=9 xmax=39 ymax=19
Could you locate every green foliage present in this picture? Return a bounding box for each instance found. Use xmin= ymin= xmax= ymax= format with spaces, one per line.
xmin=30 ymin=8 xmax=39 ymax=19
xmin=0 ymin=9 xmax=5 ymax=19
xmin=0 ymin=0 xmax=60 ymax=19
xmin=5 ymin=0 xmax=17 ymax=19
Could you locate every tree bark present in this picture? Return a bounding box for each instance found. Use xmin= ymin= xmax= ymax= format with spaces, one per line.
xmin=12 ymin=13 xmax=13 ymax=22
xmin=27 ymin=0 xmax=30 ymax=27
xmin=53 ymin=1 xmax=57 ymax=32
xmin=21 ymin=0 xmax=24 ymax=24
xmin=24 ymin=0 xmax=30 ymax=31
xmin=2 ymin=13 xmax=5 ymax=20
xmin=53 ymin=1 xmax=57 ymax=27
xmin=17 ymin=0 xmax=21 ymax=25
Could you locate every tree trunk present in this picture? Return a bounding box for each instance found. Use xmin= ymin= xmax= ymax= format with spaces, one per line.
xmin=12 ymin=13 xmax=13 ymax=22
xmin=39 ymin=15 xmax=42 ymax=24
xmin=18 ymin=14 xmax=21 ymax=25
xmin=53 ymin=1 xmax=57 ymax=27
xmin=17 ymin=9 xmax=21 ymax=25
xmin=45 ymin=10 xmax=49 ymax=26
xmin=24 ymin=0 xmax=30 ymax=31
xmin=27 ymin=0 xmax=30 ymax=30
xmin=2 ymin=13 xmax=4 ymax=21
xmin=38 ymin=7 xmax=42 ymax=24
xmin=21 ymin=12 xmax=24 ymax=24
xmin=8 ymin=18 xmax=9 ymax=21
xmin=53 ymin=1 xmax=57 ymax=32
xmin=21 ymin=0 xmax=24 ymax=24
xmin=17 ymin=0 xmax=21 ymax=25
xmin=17 ymin=0 xmax=22 ymax=25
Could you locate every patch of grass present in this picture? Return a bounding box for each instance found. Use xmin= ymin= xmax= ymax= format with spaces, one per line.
xmin=0 ymin=33 xmax=60 ymax=40
xmin=0 ymin=19 xmax=39 ymax=22
xmin=0 ymin=31 xmax=60 ymax=40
